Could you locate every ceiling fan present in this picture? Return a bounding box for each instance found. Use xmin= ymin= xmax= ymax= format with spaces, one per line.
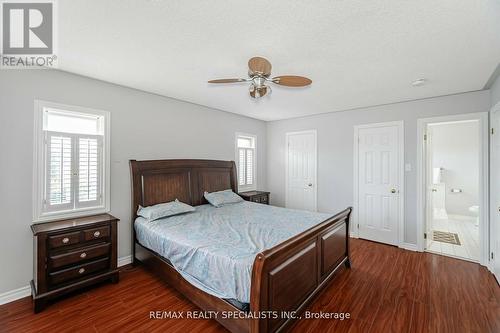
xmin=208 ymin=56 xmax=312 ymax=98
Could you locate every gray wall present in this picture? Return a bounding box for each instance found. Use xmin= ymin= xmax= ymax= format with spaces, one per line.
xmin=492 ymin=74 xmax=500 ymax=107
xmin=0 ymin=70 xmax=267 ymax=294
xmin=266 ymin=91 xmax=490 ymax=245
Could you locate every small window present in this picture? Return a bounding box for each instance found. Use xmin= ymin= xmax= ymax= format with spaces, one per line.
xmin=235 ymin=133 xmax=256 ymax=191
xmin=33 ymin=101 xmax=110 ymax=222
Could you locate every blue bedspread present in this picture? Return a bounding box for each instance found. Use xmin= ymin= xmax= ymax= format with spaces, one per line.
xmin=135 ymin=201 xmax=332 ymax=303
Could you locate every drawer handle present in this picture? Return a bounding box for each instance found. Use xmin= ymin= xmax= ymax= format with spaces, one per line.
xmin=93 ymin=231 xmax=101 ymax=238
xmin=62 ymin=237 xmax=70 ymax=244
xmin=80 ymin=252 xmax=87 ymax=259
xmin=78 ymin=268 xmax=85 ymax=274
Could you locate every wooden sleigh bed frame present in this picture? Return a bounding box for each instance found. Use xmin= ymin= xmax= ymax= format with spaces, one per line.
xmin=130 ymin=159 xmax=352 ymax=333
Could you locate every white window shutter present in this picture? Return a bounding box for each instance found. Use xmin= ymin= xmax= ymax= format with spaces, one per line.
xmin=238 ymin=148 xmax=246 ymax=186
xmin=78 ymin=137 xmax=100 ymax=204
xmin=246 ymin=149 xmax=253 ymax=185
xmin=46 ymin=134 xmax=73 ymax=209
xmin=44 ymin=132 xmax=103 ymax=213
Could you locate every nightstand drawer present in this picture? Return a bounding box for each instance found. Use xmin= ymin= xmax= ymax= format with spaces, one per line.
xmin=48 ymin=231 xmax=81 ymax=249
xmin=49 ymin=257 xmax=109 ymax=286
xmin=49 ymin=243 xmax=110 ymax=270
xmin=83 ymin=226 xmax=109 ymax=242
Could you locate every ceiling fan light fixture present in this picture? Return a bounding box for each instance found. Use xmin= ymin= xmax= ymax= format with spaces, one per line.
xmin=249 ymin=85 xmax=270 ymax=98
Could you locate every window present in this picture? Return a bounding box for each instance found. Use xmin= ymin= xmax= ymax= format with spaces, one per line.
xmin=235 ymin=133 xmax=257 ymax=191
xmin=33 ymin=101 xmax=110 ymax=222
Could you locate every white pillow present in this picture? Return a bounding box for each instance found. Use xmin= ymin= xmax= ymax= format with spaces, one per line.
xmin=137 ymin=199 xmax=195 ymax=222
xmin=204 ymin=189 xmax=243 ymax=208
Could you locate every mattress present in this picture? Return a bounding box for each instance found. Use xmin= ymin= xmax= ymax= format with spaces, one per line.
xmin=135 ymin=201 xmax=332 ymax=303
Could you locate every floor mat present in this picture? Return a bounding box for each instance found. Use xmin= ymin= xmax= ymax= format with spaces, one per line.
xmin=433 ymin=230 xmax=461 ymax=245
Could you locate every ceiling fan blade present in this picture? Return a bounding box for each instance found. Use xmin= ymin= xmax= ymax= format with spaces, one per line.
xmin=272 ymin=75 xmax=312 ymax=87
xmin=208 ymin=78 xmax=246 ymax=83
xmin=248 ymin=57 xmax=272 ymax=76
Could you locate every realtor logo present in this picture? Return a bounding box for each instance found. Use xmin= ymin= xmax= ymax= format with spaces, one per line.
xmin=1 ymin=0 xmax=57 ymax=68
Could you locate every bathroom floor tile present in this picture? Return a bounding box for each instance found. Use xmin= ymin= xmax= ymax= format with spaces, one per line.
xmin=426 ymin=215 xmax=479 ymax=262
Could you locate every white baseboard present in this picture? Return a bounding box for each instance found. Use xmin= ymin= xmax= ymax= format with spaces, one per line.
xmin=400 ymin=242 xmax=419 ymax=252
xmin=350 ymin=233 xmax=418 ymax=253
xmin=0 ymin=285 xmax=31 ymax=306
xmin=118 ymin=255 xmax=132 ymax=267
xmin=0 ymin=255 xmax=132 ymax=306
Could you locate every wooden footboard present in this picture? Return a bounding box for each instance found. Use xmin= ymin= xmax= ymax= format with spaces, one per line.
xmin=249 ymin=207 xmax=352 ymax=333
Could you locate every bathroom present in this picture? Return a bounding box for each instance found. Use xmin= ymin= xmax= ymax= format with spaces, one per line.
xmin=426 ymin=120 xmax=480 ymax=261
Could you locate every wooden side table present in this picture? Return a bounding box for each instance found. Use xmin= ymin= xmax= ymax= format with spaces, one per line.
xmin=31 ymin=214 xmax=119 ymax=312
xmin=239 ymin=191 xmax=270 ymax=205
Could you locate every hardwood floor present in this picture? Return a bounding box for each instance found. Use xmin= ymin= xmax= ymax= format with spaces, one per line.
xmin=1 ymin=239 xmax=498 ymax=332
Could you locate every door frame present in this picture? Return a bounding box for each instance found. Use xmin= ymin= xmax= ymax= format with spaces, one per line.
xmin=353 ymin=121 xmax=405 ymax=247
xmin=285 ymin=130 xmax=318 ymax=211
xmin=489 ymin=102 xmax=500 ymax=280
xmin=416 ymin=112 xmax=489 ymax=266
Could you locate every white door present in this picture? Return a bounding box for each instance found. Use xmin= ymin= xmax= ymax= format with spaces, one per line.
xmin=492 ymin=107 xmax=500 ymax=282
xmin=356 ymin=122 xmax=402 ymax=246
xmin=286 ymin=131 xmax=317 ymax=211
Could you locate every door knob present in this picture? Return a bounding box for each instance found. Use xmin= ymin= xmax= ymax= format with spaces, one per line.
xmin=390 ymin=188 xmax=397 ymax=193
xmin=431 ymin=188 xmax=437 ymax=192
xmin=308 ymin=183 xmax=313 ymax=187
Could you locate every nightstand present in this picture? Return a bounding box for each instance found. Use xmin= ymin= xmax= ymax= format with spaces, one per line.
xmin=239 ymin=191 xmax=270 ymax=205
xmin=31 ymin=214 xmax=119 ymax=313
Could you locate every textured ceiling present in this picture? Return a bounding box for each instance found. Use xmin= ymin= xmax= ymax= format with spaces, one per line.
xmin=58 ymin=0 xmax=500 ymax=121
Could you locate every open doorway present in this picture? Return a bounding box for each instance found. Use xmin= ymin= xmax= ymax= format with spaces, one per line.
xmin=425 ymin=120 xmax=480 ymax=261
xmin=417 ymin=112 xmax=489 ymax=265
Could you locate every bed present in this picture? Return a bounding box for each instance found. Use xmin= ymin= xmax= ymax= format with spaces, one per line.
xmin=130 ymin=159 xmax=352 ymax=333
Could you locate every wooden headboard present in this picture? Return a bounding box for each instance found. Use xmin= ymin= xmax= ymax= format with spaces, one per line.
xmin=129 ymin=159 xmax=238 ymax=221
